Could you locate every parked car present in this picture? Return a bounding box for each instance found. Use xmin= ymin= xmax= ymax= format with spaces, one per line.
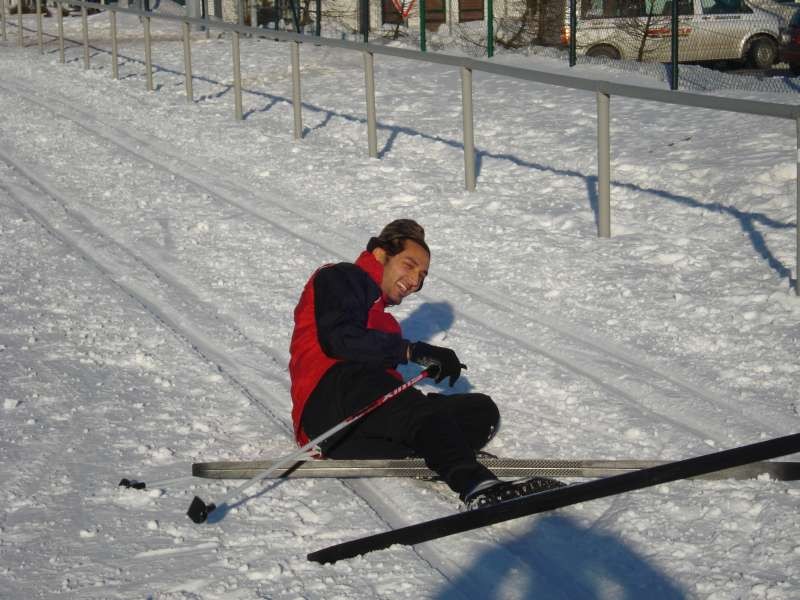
xmin=779 ymin=8 xmax=800 ymax=71
xmin=561 ymin=0 xmax=783 ymax=68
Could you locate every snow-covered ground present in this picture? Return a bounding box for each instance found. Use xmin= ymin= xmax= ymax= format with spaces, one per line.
xmin=1 ymin=9 xmax=800 ymax=599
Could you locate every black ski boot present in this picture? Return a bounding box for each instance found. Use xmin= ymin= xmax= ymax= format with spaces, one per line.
xmin=462 ymin=476 xmax=566 ymax=511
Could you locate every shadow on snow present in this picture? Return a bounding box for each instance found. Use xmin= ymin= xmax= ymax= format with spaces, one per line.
xmin=398 ymin=301 xmax=478 ymax=394
xmin=41 ymin=30 xmax=798 ymax=289
xmin=435 ymin=514 xmax=687 ymax=600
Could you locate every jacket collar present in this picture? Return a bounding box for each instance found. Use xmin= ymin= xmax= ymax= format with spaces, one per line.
xmin=355 ymin=251 xmax=386 ymax=297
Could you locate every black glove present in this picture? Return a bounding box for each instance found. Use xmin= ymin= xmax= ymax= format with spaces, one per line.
xmin=410 ymin=342 xmax=467 ymax=387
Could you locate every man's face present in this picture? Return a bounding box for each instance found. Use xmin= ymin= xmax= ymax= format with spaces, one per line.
xmin=373 ymin=240 xmax=430 ymax=305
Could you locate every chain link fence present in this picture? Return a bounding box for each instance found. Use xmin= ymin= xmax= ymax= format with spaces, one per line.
xmin=193 ymin=0 xmax=798 ymax=72
xmin=13 ymin=0 xmax=795 ymax=87
xmin=11 ymin=0 xmax=794 ymax=67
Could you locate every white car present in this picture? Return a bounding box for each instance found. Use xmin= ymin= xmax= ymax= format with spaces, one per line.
xmin=561 ymin=0 xmax=784 ymax=68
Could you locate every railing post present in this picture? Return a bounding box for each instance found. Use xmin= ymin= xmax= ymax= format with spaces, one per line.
xmin=182 ymin=21 xmax=193 ymax=102
xmin=232 ymin=30 xmax=242 ymax=120
xmin=796 ymin=116 xmax=800 ymax=295
xmin=36 ymin=0 xmax=43 ymax=53
xmin=363 ymin=49 xmax=378 ymax=158
xmin=57 ymin=1 xmax=65 ymax=63
xmin=461 ymin=66 xmax=476 ymax=191
xmin=81 ymin=6 xmax=89 ymax=68
xmin=17 ymin=0 xmax=22 ymax=47
xmin=597 ymin=89 xmax=611 ymax=238
xmin=144 ymin=15 xmax=153 ymax=91
xmin=291 ymin=40 xmax=303 ymax=140
xmin=111 ymin=9 xmax=119 ymax=79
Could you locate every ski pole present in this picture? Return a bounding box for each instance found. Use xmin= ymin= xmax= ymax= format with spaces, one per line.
xmin=187 ymin=369 xmax=432 ymax=524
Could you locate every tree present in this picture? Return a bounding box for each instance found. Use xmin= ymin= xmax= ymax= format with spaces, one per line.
xmin=454 ymin=0 xmax=565 ymax=54
xmin=10 ymin=0 xmax=38 ymax=14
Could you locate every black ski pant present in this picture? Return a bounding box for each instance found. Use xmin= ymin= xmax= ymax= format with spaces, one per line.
xmin=300 ymin=362 xmax=500 ymax=498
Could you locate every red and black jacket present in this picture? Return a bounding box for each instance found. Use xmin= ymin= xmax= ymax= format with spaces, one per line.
xmin=289 ymin=251 xmax=410 ymax=445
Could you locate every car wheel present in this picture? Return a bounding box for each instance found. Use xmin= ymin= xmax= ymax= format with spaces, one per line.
xmin=587 ymin=45 xmax=621 ymax=60
xmin=747 ymin=36 xmax=777 ymax=70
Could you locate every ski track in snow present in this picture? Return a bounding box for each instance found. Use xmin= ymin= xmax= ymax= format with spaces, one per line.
xmin=0 ymin=138 xmax=456 ymax=598
xmin=2 ymin=18 xmax=800 ymax=598
xmin=0 ymin=72 xmax=787 ymax=597
xmin=0 ymin=76 xmax=782 ymax=452
xmin=0 ymin=84 xmax=488 ymax=594
xmin=0 ymin=76 xmax=626 ymax=599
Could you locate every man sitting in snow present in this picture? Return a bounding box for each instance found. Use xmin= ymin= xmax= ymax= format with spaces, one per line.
xmin=289 ymin=219 xmax=563 ymax=509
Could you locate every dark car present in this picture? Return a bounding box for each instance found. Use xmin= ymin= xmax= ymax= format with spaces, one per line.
xmin=779 ymin=8 xmax=800 ymax=72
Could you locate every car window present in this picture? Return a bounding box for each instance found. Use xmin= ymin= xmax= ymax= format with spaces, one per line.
xmin=699 ymin=0 xmax=752 ymax=14
xmin=581 ymin=0 xmax=638 ymax=18
xmin=587 ymin=0 xmax=631 ymax=17
xmin=580 ymin=0 xmax=692 ymax=19
xmin=581 ymin=0 xmax=693 ymax=17
xmin=647 ymin=0 xmax=694 ymax=14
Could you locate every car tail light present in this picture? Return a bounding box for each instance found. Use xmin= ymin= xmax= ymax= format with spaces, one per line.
xmin=787 ymin=27 xmax=800 ymax=46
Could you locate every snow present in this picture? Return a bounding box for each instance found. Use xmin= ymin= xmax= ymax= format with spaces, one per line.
xmin=1 ymin=7 xmax=800 ymax=599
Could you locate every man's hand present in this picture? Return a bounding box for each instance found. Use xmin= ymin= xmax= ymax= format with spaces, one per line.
xmin=410 ymin=342 xmax=467 ymax=387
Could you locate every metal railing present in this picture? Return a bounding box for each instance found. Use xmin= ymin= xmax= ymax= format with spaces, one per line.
xmin=4 ymin=0 xmax=800 ymax=294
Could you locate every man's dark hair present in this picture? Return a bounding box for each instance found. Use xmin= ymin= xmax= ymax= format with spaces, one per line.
xmin=366 ymin=219 xmax=430 ymax=256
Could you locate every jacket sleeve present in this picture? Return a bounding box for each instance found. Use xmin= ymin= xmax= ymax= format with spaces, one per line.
xmin=313 ymin=264 xmax=409 ymax=367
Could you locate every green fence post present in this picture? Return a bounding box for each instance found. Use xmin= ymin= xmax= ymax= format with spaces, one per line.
xmin=670 ymin=0 xmax=679 ymax=90
xmin=569 ymin=0 xmax=577 ymax=66
xmin=487 ymin=0 xmax=493 ymax=57
xmin=361 ymin=0 xmax=369 ymax=43
xmin=419 ymin=0 xmax=426 ymax=52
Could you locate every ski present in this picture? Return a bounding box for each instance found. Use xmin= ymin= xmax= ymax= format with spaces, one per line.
xmin=192 ymin=456 xmax=800 ymax=481
xmin=306 ymin=432 xmax=800 ymax=564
